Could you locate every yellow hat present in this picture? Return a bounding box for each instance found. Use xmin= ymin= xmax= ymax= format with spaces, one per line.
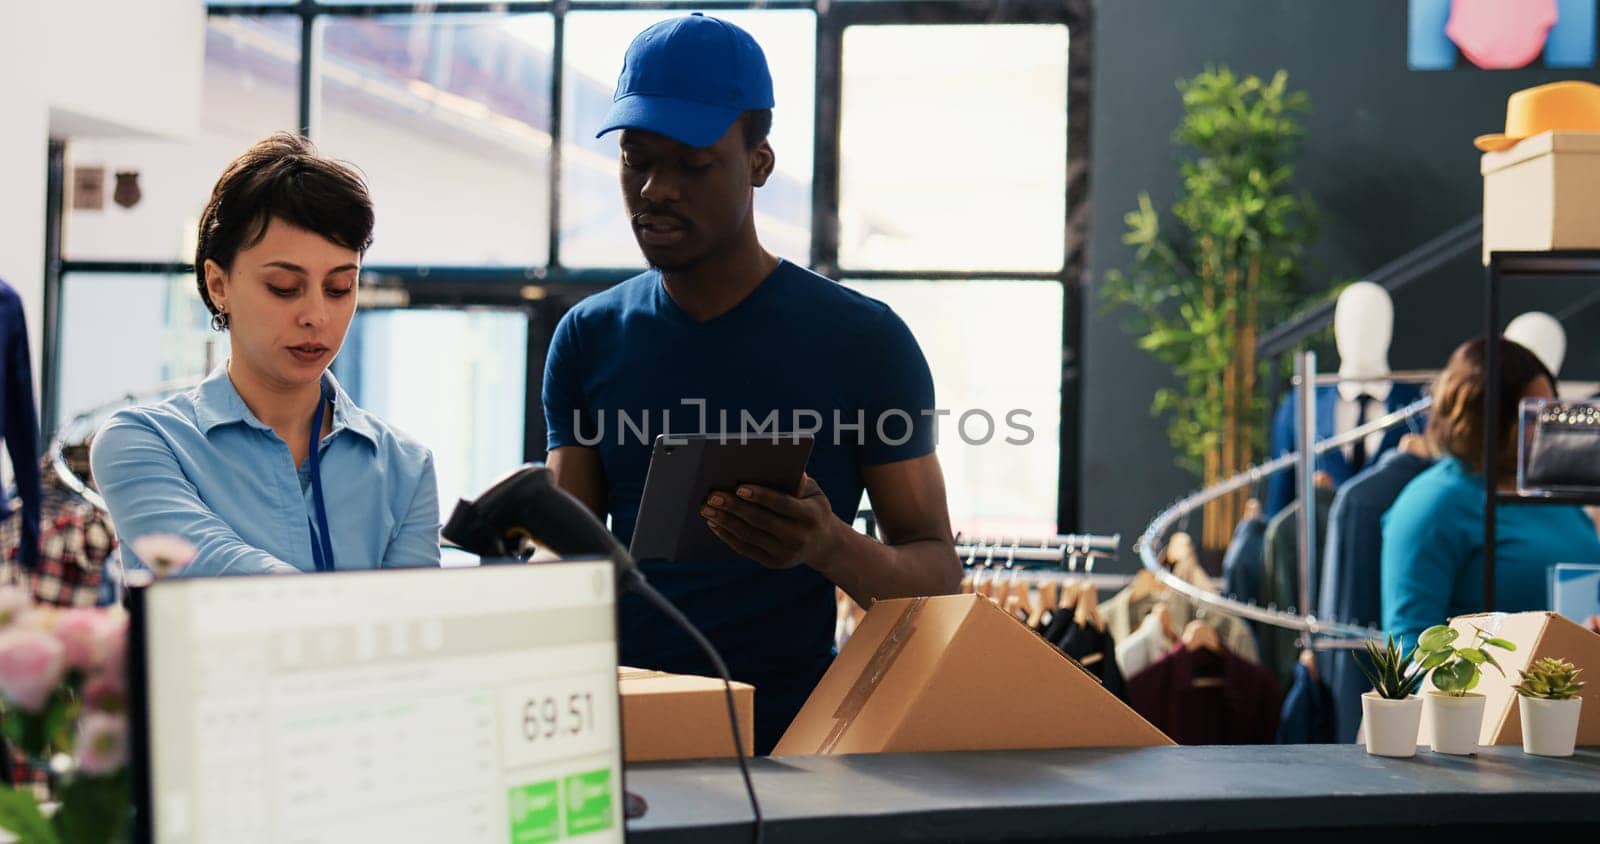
xmin=1475 ymin=80 xmax=1600 ymax=152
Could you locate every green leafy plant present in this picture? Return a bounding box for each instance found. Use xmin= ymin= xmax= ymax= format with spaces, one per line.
xmin=1356 ymin=635 xmax=1427 ymax=700
xmin=1101 ymin=66 xmax=1319 ymax=549
xmin=1513 ymin=657 xmax=1586 ymax=700
xmin=1414 ymin=624 xmax=1517 ymax=697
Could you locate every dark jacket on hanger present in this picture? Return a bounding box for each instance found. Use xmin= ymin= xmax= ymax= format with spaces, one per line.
xmin=1266 ymin=383 xmax=1423 ymax=517
xmin=1318 ymin=450 xmax=1433 ymax=743
xmin=1055 ymin=619 xmax=1129 ymax=704
xmin=1260 ymin=488 xmax=1333 ymax=691
xmin=1127 ymin=643 xmax=1281 ymax=745
xmin=1276 ymin=661 xmax=1335 ymax=744
xmin=0 ymin=280 xmax=40 ymax=570
xmin=1221 ymin=516 xmax=1267 ymax=653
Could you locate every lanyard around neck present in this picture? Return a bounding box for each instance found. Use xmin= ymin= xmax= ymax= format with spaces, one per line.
xmin=307 ymin=376 xmax=337 ymax=572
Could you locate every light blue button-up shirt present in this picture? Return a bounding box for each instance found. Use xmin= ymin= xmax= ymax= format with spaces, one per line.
xmin=90 ymin=365 xmax=441 ymax=575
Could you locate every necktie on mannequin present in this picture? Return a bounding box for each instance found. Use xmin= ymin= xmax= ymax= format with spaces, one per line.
xmin=1349 ymin=393 xmax=1375 ymax=470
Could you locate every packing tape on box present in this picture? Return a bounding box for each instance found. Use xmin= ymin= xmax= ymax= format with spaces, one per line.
xmin=817 ymin=597 xmax=928 ymax=754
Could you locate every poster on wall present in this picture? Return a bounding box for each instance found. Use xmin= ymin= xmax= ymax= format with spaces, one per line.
xmin=1410 ymin=0 xmax=1597 ymax=70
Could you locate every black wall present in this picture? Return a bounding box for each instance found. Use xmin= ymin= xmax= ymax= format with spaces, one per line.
xmin=1083 ymin=0 xmax=1600 ymax=564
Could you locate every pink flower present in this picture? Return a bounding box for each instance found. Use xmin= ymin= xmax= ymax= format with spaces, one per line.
xmin=74 ymin=712 xmax=128 ymax=776
xmin=130 ymin=534 xmax=197 ymax=579
xmin=82 ymin=671 xmax=125 ymax=715
xmin=0 ymin=630 xmax=66 ymax=712
xmin=51 ymin=609 xmax=106 ymax=672
xmin=0 ymin=587 xmax=32 ymax=630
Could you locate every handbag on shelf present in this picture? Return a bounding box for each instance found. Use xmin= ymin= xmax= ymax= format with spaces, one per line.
xmin=1522 ymin=400 xmax=1600 ymax=491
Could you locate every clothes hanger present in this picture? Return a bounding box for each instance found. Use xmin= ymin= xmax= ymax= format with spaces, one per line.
xmin=1030 ymin=579 xmax=1059 ymax=631
xmin=1153 ymin=602 xmax=1179 ymax=645
xmin=1298 ymin=648 xmax=1318 ymax=682
xmin=1181 ymin=619 xmax=1222 ymax=653
xmin=1074 ymin=581 xmax=1104 ymax=633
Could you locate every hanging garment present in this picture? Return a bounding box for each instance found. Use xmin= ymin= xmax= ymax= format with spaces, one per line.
xmin=1266 ymin=383 xmax=1423 ymax=517
xmin=1260 ymin=487 xmax=1334 ymax=691
xmin=0 ymin=457 xmax=113 ymax=607
xmin=1056 ymin=619 xmax=1129 ymax=704
xmin=1115 ymin=609 xmax=1171 ymax=680
xmin=1221 ymin=515 xmax=1267 ymax=603
xmin=1276 ymin=660 xmax=1336 ymax=744
xmin=1318 ymin=449 xmax=1434 ymax=743
xmin=1126 ymin=643 xmax=1281 ymax=745
xmin=1103 ymin=585 xmax=1259 ymax=666
xmin=0 ymin=280 xmax=40 ymax=571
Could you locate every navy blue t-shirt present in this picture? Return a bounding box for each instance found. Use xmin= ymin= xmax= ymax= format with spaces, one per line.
xmin=543 ymin=260 xmax=935 ymax=752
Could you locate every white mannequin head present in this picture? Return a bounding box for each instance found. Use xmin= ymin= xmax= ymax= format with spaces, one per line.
xmin=1333 ymin=281 xmax=1393 ymax=378
xmin=1505 ymin=311 xmax=1566 ymax=377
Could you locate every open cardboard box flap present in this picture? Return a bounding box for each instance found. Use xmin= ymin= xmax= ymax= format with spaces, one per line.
xmin=774 ymin=593 xmax=1172 ymax=756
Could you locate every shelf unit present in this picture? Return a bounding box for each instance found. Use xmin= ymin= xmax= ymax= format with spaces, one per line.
xmin=1482 ymin=250 xmax=1600 ymax=608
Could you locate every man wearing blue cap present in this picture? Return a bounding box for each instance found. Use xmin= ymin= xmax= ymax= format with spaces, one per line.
xmin=544 ymin=14 xmax=960 ymax=753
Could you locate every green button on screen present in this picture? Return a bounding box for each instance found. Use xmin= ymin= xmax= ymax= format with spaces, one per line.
xmin=563 ymin=768 xmax=614 ymax=837
xmin=508 ymin=779 xmax=561 ymax=844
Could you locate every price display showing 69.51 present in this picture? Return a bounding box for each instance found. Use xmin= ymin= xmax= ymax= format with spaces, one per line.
xmin=501 ymin=672 xmax=619 ymax=770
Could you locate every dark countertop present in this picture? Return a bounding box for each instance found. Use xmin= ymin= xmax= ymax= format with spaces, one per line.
xmin=624 ymin=745 xmax=1600 ymax=842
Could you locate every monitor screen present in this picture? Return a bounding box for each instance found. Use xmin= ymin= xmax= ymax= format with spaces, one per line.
xmin=133 ymin=561 xmax=624 ymax=844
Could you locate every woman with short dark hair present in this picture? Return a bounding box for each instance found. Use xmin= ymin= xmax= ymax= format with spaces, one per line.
xmin=91 ymin=133 xmax=441 ymax=575
xmin=1381 ymin=337 xmax=1600 ymax=649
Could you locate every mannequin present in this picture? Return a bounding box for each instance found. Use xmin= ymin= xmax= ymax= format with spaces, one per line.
xmin=1504 ymin=311 xmax=1565 ymax=377
xmin=1266 ymin=283 xmax=1422 ymax=516
xmin=1332 ymin=282 xmax=1395 ymax=470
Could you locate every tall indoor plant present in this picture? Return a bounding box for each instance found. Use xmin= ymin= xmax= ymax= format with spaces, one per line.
xmin=1103 ymin=67 xmax=1319 ymax=550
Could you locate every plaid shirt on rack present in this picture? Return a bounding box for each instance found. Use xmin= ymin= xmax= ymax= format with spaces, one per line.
xmin=0 ymin=487 xmax=112 ymax=607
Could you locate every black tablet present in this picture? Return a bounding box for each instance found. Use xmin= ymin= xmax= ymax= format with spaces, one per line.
xmin=629 ymin=433 xmax=815 ymax=562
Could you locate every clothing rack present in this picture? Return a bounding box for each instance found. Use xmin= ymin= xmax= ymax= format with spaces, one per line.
xmin=954 ymin=531 xmax=1119 ymax=566
xmin=955 ymin=532 xmax=1129 ymax=592
xmin=960 ymin=565 xmax=1134 ymax=593
xmin=1136 ymin=394 xmax=1433 ymax=644
xmin=1296 ymin=369 xmax=1439 ymax=387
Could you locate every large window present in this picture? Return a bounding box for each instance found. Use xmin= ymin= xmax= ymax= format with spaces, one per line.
xmin=49 ymin=0 xmax=1089 ymax=536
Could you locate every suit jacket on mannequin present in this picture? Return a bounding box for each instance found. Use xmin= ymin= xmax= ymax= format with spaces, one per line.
xmin=1265 ymin=383 xmax=1423 ymax=517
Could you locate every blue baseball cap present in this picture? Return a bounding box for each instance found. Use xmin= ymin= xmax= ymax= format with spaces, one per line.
xmin=596 ymin=14 xmax=775 ymax=149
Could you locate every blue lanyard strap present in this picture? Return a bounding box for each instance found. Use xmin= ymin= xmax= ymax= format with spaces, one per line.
xmin=307 ymin=377 xmax=337 ymax=573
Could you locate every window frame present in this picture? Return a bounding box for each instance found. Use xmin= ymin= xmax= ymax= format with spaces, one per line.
xmin=43 ymin=0 xmax=1092 ymax=532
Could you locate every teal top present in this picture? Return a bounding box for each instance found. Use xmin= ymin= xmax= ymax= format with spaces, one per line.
xmin=1381 ymin=457 xmax=1600 ymax=651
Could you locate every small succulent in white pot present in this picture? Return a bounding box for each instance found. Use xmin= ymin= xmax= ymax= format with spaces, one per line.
xmin=1513 ymin=657 xmax=1585 ymax=757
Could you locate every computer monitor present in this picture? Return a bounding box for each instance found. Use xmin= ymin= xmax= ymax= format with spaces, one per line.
xmin=130 ymin=561 xmax=625 ymax=844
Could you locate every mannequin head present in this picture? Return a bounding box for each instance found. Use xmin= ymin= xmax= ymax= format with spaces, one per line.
xmin=1504 ymin=311 xmax=1566 ymax=377
xmin=1333 ymin=282 xmax=1394 ymax=377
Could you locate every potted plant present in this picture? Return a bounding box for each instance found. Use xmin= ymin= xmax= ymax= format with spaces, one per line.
xmin=1513 ymin=657 xmax=1585 ymax=757
xmin=1414 ymin=624 xmax=1517 ymax=756
xmin=1355 ymin=635 xmax=1426 ymax=757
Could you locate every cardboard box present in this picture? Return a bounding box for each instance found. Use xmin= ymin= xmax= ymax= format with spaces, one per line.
xmin=773 ymin=594 xmax=1172 ymax=756
xmin=618 ymin=667 xmax=754 ymax=762
xmin=1481 ymin=131 xmax=1600 ymax=263
xmin=1418 ymin=611 xmax=1600 ymax=746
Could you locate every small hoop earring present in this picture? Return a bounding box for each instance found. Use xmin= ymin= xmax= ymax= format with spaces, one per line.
xmin=210 ymin=311 xmax=229 ymax=332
